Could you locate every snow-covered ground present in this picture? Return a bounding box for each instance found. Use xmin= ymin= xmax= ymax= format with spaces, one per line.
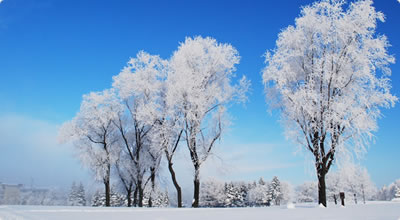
xmin=0 ymin=202 xmax=399 ymax=220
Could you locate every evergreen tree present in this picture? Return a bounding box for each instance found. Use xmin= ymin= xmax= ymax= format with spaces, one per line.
xmin=395 ymin=187 xmax=400 ymax=198
xmin=268 ymin=176 xmax=282 ymax=206
xmin=392 ymin=186 xmax=400 ymax=202
xmin=91 ymin=187 xmax=125 ymax=207
xmin=76 ymin=183 xmax=86 ymax=206
xmin=110 ymin=191 xmax=125 ymax=207
xmin=144 ymin=188 xmax=169 ymax=207
xmin=258 ymin=177 xmax=266 ymax=186
xmin=91 ymin=190 xmax=106 ymax=207
xmin=224 ymin=182 xmax=248 ymax=207
xmin=248 ymin=182 xmax=269 ymax=207
xmin=68 ymin=182 xmax=78 ymax=206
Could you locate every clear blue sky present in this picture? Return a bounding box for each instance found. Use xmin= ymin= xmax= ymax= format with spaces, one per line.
xmin=0 ymin=0 xmax=399 ymax=189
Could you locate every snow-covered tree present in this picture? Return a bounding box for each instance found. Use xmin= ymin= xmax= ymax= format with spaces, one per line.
xmin=296 ymin=182 xmax=318 ymax=203
xmin=268 ymin=176 xmax=282 ymax=206
xmin=59 ymin=89 xmax=122 ymax=206
xmin=224 ymin=181 xmax=249 ymax=207
xmin=68 ymin=182 xmax=86 ymax=206
xmin=91 ymin=190 xmax=105 ymax=207
xmin=377 ymin=179 xmax=400 ymax=201
xmin=326 ymin=171 xmax=341 ymax=202
xmin=262 ymin=0 xmax=397 ymax=207
xmin=393 ymin=186 xmax=400 ymax=202
xmin=153 ymin=79 xmax=185 ymax=207
xmin=143 ymin=186 xmax=169 ymax=207
xmin=76 ymin=183 xmax=86 ymax=206
xmin=247 ymin=181 xmax=270 ymax=207
xmin=68 ymin=182 xmax=78 ymax=206
xmin=112 ymin=51 xmax=166 ymax=207
xmin=326 ymin=163 xmax=376 ymax=204
xmin=280 ymin=181 xmax=294 ymax=205
xmin=258 ymin=177 xmax=267 ymax=186
xmin=200 ymin=179 xmax=226 ymax=207
xmin=91 ymin=187 xmax=125 ymax=207
xmin=168 ymin=36 xmax=249 ymax=207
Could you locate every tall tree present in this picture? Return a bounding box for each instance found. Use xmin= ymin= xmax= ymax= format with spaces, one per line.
xmin=153 ymin=78 xmax=185 ymax=207
xmin=112 ymin=51 xmax=166 ymax=207
xmin=59 ymin=89 xmax=121 ymax=206
xmin=169 ymin=36 xmax=249 ymax=207
xmin=262 ymin=0 xmax=397 ymax=207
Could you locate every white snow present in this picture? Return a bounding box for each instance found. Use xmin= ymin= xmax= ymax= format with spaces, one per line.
xmin=286 ymin=203 xmax=295 ymax=209
xmin=1 ymin=202 xmax=399 ymax=220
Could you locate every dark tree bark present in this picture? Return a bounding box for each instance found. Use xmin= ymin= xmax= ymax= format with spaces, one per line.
xmin=104 ymin=178 xmax=111 ymax=207
xmin=167 ymin=160 xmax=182 ymax=207
xmin=188 ymin=136 xmax=201 ymax=208
xmin=161 ymin=128 xmax=183 ymax=207
xmin=186 ymin=122 xmax=220 ymax=208
xmin=308 ymin=129 xmax=338 ymax=207
xmin=127 ymin=188 xmax=132 ymax=207
xmin=192 ymin=172 xmax=200 ymax=208
xmin=317 ymin=168 xmax=327 ymax=207
xmin=133 ymin=187 xmax=138 ymax=207
xmin=148 ymin=167 xmax=156 ymax=207
xmin=103 ymin=161 xmax=111 ymax=207
xmin=137 ymin=179 xmax=144 ymax=207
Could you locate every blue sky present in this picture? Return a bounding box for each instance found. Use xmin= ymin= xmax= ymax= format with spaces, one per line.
xmin=0 ymin=0 xmax=399 ymax=190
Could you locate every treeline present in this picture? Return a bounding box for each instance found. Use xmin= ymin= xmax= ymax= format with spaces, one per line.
xmin=199 ymin=176 xmax=291 ymax=208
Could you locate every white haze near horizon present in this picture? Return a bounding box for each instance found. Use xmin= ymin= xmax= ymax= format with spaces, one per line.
xmin=0 ymin=113 xmax=90 ymax=189
xmin=0 ymin=112 xmax=308 ymax=195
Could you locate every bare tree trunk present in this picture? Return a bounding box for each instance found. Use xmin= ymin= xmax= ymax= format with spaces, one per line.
xmin=138 ymin=179 xmax=144 ymax=207
xmin=192 ymin=168 xmax=200 ymax=208
xmin=133 ymin=187 xmax=138 ymax=207
xmin=167 ymin=160 xmax=182 ymax=207
xmin=317 ymin=168 xmax=327 ymax=207
xmin=127 ymin=187 xmax=132 ymax=207
xmin=148 ymin=167 xmax=156 ymax=208
xmin=104 ymin=179 xmax=111 ymax=207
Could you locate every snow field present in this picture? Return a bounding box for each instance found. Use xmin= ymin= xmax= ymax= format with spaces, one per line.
xmin=1 ymin=202 xmax=399 ymax=220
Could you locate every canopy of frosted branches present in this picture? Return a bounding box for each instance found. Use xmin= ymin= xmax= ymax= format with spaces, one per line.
xmin=262 ymin=0 xmax=397 ymax=158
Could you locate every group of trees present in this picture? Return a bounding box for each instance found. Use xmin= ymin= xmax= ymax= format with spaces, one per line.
xmin=199 ymin=176 xmax=291 ymax=208
xmin=296 ymin=164 xmax=377 ymax=204
xmin=59 ymin=36 xmax=249 ymax=208
xmin=64 ymin=176 xmax=400 ymax=207
xmin=68 ymin=182 xmax=86 ymax=206
xmin=326 ymin=163 xmax=377 ymax=204
xmin=376 ymin=179 xmax=400 ymax=201
xmin=59 ymin=0 xmax=397 ymax=208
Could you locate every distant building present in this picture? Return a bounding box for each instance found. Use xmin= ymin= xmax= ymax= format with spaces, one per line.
xmin=0 ymin=182 xmax=52 ymax=205
xmin=0 ymin=183 xmax=24 ymax=205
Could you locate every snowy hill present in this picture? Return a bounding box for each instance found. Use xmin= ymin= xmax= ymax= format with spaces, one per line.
xmin=1 ymin=202 xmax=399 ymax=220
